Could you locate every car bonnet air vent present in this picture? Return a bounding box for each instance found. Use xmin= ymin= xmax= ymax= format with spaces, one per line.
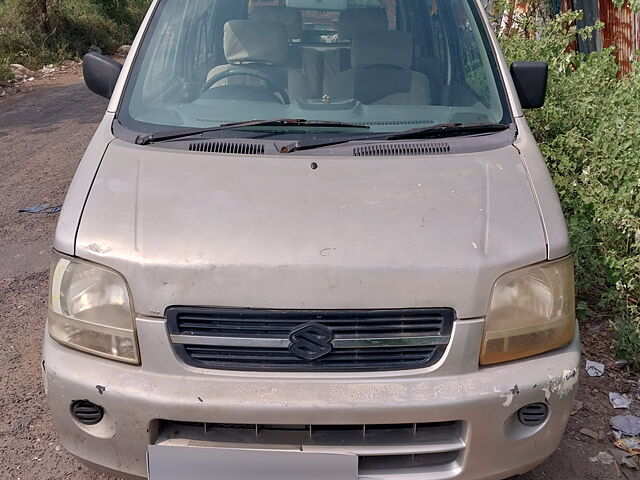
xmin=188 ymin=141 xmax=265 ymax=155
xmin=353 ymin=142 xmax=451 ymax=157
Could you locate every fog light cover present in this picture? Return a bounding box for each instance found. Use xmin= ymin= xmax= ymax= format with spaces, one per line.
xmin=480 ymin=257 xmax=575 ymax=365
xmin=518 ymin=403 xmax=549 ymax=426
xmin=48 ymin=253 xmax=139 ymax=364
xmin=71 ymin=400 xmax=104 ymax=425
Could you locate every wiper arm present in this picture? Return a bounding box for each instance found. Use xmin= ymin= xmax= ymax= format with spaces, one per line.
xmin=284 ymin=122 xmax=510 ymax=153
xmin=221 ymin=118 xmax=370 ymax=129
xmin=386 ymin=122 xmax=510 ymax=140
xmin=135 ymin=119 xmax=369 ymax=145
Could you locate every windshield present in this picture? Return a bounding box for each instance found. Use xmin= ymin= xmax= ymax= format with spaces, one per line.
xmin=118 ymin=0 xmax=511 ymax=137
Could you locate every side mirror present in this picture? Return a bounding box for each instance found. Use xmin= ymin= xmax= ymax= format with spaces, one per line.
xmin=83 ymin=52 xmax=123 ymax=99
xmin=510 ymin=61 xmax=548 ymax=109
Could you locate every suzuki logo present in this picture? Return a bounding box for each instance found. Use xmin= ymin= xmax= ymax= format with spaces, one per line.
xmin=288 ymin=322 xmax=334 ymax=360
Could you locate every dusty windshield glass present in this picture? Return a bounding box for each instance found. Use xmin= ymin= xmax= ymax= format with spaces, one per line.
xmin=119 ymin=0 xmax=511 ymax=136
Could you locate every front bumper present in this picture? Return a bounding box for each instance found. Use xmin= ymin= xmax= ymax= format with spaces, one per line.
xmin=43 ymin=317 xmax=580 ymax=480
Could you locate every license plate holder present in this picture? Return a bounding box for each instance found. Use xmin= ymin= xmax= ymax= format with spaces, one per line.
xmin=147 ymin=445 xmax=358 ymax=480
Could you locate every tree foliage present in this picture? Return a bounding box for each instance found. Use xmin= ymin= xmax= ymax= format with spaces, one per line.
xmin=0 ymin=0 xmax=150 ymax=70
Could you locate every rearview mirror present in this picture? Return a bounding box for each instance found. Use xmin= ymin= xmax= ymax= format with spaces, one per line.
xmin=510 ymin=61 xmax=548 ymax=109
xmin=286 ymin=0 xmax=347 ymax=10
xmin=83 ymin=52 xmax=123 ymax=99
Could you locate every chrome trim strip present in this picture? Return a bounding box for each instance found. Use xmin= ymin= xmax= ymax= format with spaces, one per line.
xmin=170 ymin=335 xmax=451 ymax=348
xmin=170 ymin=336 xmax=289 ymax=348
xmin=333 ymin=336 xmax=450 ymax=348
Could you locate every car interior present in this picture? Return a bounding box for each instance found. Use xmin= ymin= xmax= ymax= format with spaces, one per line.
xmin=201 ymin=1 xmax=436 ymax=105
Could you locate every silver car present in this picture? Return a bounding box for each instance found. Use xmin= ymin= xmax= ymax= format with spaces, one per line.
xmin=43 ymin=0 xmax=580 ymax=479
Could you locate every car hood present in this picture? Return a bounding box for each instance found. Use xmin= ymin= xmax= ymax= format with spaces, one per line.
xmin=76 ymin=139 xmax=547 ymax=319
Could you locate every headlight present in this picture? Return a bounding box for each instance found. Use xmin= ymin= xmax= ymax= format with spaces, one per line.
xmin=48 ymin=252 xmax=139 ymax=364
xmin=480 ymin=257 xmax=575 ymax=365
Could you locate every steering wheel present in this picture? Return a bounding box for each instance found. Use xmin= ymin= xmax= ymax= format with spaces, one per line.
xmin=200 ymin=68 xmax=290 ymax=105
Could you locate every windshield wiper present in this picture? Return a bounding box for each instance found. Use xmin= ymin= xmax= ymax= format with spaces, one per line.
xmin=283 ymin=122 xmax=510 ymax=153
xmin=135 ymin=119 xmax=370 ymax=145
xmin=386 ymin=122 xmax=510 ymax=140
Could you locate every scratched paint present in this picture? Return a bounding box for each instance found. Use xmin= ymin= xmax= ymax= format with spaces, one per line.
xmin=500 ymin=385 xmax=520 ymax=407
xmin=543 ymin=368 xmax=578 ymax=401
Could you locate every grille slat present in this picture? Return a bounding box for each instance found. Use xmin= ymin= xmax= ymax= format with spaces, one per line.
xmin=178 ymin=325 xmax=443 ymax=337
xmin=186 ymin=346 xmax=435 ymax=363
xmin=176 ymin=312 xmax=447 ymax=322
xmin=168 ymin=307 xmax=454 ymax=372
xmin=178 ymin=317 xmax=445 ymax=324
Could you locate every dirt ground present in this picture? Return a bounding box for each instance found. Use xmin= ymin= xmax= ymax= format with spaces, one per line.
xmin=0 ymin=69 xmax=638 ymax=480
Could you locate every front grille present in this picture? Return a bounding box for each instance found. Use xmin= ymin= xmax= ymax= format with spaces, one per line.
xmin=157 ymin=420 xmax=465 ymax=474
xmin=167 ymin=307 xmax=454 ymax=372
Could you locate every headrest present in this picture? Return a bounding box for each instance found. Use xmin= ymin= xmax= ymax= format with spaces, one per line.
xmin=224 ymin=20 xmax=288 ymax=66
xmin=338 ymin=7 xmax=388 ymax=40
xmin=351 ymin=30 xmax=413 ymax=70
xmin=251 ymin=6 xmax=303 ymax=40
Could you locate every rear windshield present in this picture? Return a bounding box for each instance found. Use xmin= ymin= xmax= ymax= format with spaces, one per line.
xmin=118 ymin=0 xmax=511 ymax=135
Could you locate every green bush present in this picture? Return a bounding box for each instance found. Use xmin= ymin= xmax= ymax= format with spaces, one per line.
xmin=498 ymin=10 xmax=640 ymax=369
xmin=0 ymin=63 xmax=14 ymax=82
xmin=0 ymin=0 xmax=150 ymax=69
